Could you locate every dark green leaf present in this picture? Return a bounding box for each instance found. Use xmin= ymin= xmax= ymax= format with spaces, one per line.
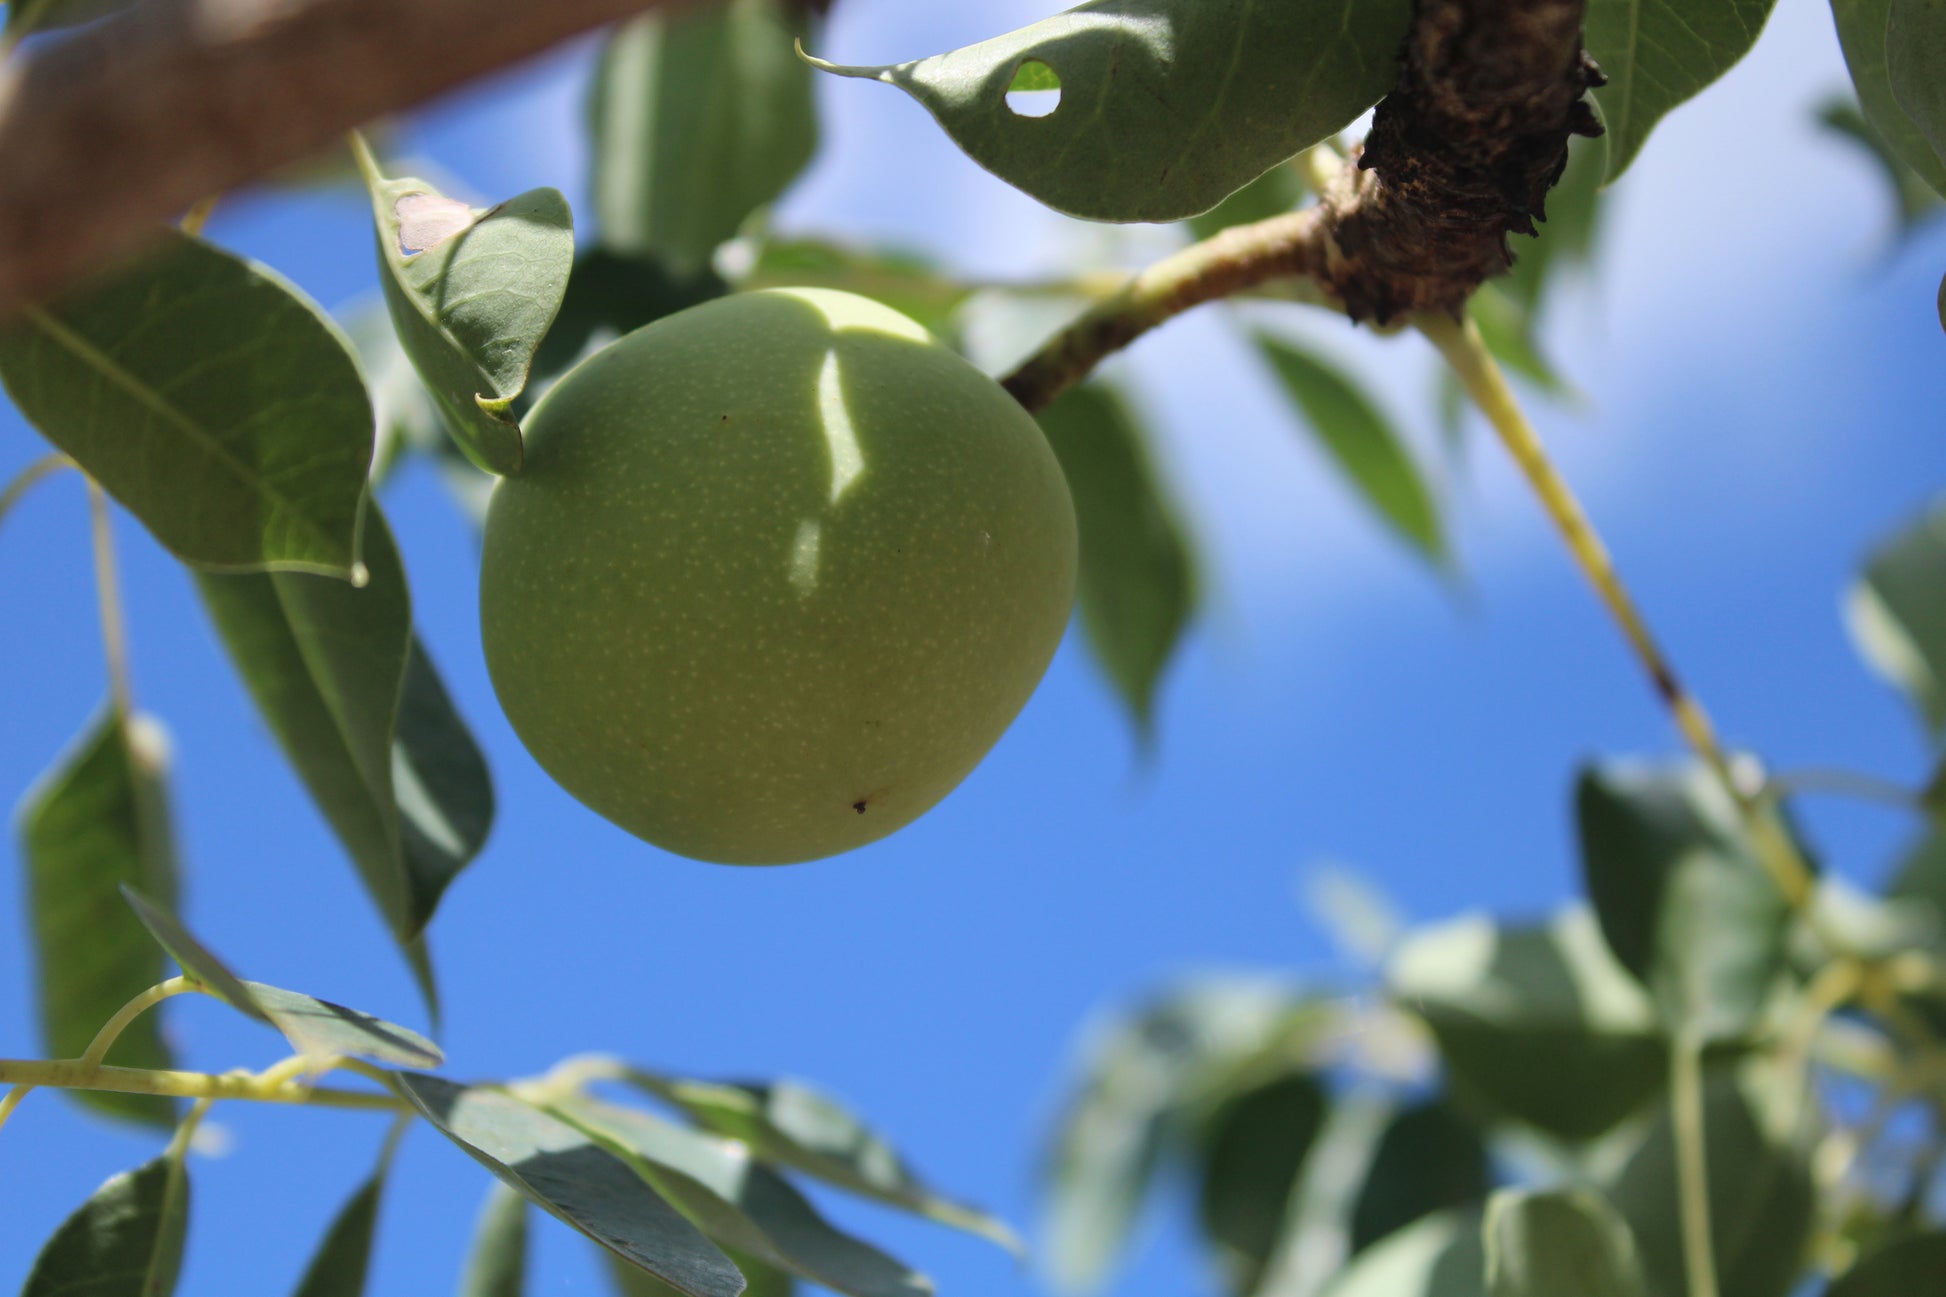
xmin=1349 ymin=1102 xmax=1491 ymax=1255
xmin=1186 ymin=163 xmax=1308 ymax=242
xmin=605 ymin=1248 xmax=795 ymax=1297
xmin=1584 ymin=0 xmax=1778 ymax=183
xmin=1194 ymin=1073 xmax=1327 ymax=1296
xmin=292 ymin=1173 xmax=386 ymax=1297
xmin=120 ymin=885 xmax=265 ymax=1020
xmin=1256 ymin=335 xmax=1445 ymax=563
xmin=392 ymin=1074 xmax=744 ymax=1297
xmin=1888 ymin=0 xmax=1946 ymax=178
xmin=1319 ymin=1206 xmax=1486 ymax=1297
xmin=22 ymin=1156 xmax=190 ymax=1297
xmin=1388 ymin=911 xmax=1666 ymax=1140
xmin=359 ymin=145 xmax=573 ymax=476
xmin=459 ymin=1184 xmax=529 ymax=1297
xmin=552 ymin=1097 xmax=930 ymax=1297
xmin=1847 ymin=496 xmax=1946 ymax=734
xmin=1832 ymin=0 xmax=1946 ymax=200
xmin=19 ymin=708 xmax=178 ymax=1126
xmin=1817 ymin=98 xmax=1945 ymax=228
xmin=0 ymin=228 xmax=372 ymax=578
xmin=744 ymin=241 xmax=968 ymax=339
xmin=1037 ymin=384 xmax=1196 ymax=741
xmin=1889 ymin=826 xmax=1946 ymax=917
xmin=1483 ymin=1189 xmax=1648 ymax=1297
xmin=807 ymin=0 xmax=1412 ymax=223
xmin=1505 ymin=127 xmax=1609 ymax=313
xmin=591 ymin=0 xmax=818 ymax=271
xmin=528 ymin=251 xmax=728 ymax=402
xmin=197 ymin=504 xmax=491 ymax=966
xmin=1576 ymin=762 xmax=1789 ymax=1041
xmin=1829 ymin=1231 xmax=1946 ymax=1296
xmin=1605 ymin=1067 xmax=1814 ymax=1297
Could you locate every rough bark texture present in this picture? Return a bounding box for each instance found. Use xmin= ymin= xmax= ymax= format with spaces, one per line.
xmin=0 ymin=0 xmax=693 ymax=318
xmin=1316 ymin=0 xmax=1604 ymax=323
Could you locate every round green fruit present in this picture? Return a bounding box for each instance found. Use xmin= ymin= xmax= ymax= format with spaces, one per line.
xmin=479 ymin=287 xmax=1078 ymax=864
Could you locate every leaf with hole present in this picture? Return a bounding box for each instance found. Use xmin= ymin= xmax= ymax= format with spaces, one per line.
xmin=0 ymin=228 xmax=372 ymax=577
xmin=391 ymin=1074 xmax=744 ymax=1297
xmin=19 ymin=708 xmax=179 ymax=1127
xmin=1483 ymin=1189 xmax=1648 ymax=1297
xmin=1848 ymin=495 xmax=1946 ymax=734
xmin=460 ymin=1184 xmax=530 ymax=1297
xmin=805 ymin=0 xmax=1412 ymax=223
xmin=21 ymin=1156 xmax=190 ymax=1297
xmin=1832 ymin=0 xmax=1946 ymax=200
xmin=1037 ymin=383 xmax=1197 ymax=743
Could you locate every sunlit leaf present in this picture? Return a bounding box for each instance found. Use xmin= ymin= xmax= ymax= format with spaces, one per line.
xmin=1817 ymin=98 xmax=1945 ymax=228
xmin=1483 ymin=1189 xmax=1648 ymax=1297
xmin=1349 ymin=1102 xmax=1491 ymax=1255
xmin=460 ymin=1184 xmax=529 ymax=1297
xmin=1037 ymin=383 xmax=1196 ymax=741
xmin=1185 ymin=163 xmax=1308 ymax=242
xmin=806 ymin=0 xmax=1411 ymax=223
xmin=1832 ymin=0 xmax=1946 ymax=200
xmin=1194 ymin=1072 xmax=1327 ymax=1296
xmin=392 ymin=1074 xmax=744 ymax=1297
xmin=18 ymin=708 xmax=178 ymax=1126
xmin=21 ymin=1156 xmax=190 ymax=1297
xmin=1318 ymin=1206 xmax=1485 ymax=1297
xmin=0 ymin=229 xmax=372 ymax=577
xmin=591 ymin=0 xmax=818 ymax=271
xmin=1847 ymin=496 xmax=1946 ymax=734
xmin=1888 ymin=0 xmax=1946 ymax=179
xmin=1828 ymin=1231 xmax=1946 ymax=1296
xmin=1584 ymin=0 xmax=1779 ymax=183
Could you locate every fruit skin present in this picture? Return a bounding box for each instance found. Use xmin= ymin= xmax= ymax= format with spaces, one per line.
xmin=480 ymin=287 xmax=1078 ymax=864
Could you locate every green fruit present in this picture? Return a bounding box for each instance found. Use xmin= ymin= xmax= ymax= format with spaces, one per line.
xmin=480 ymin=287 xmax=1077 ymax=864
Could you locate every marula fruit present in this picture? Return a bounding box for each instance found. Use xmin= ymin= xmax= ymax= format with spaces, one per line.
xmin=480 ymin=287 xmax=1078 ymax=864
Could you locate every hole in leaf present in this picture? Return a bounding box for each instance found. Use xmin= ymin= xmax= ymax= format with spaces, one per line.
xmin=1005 ymin=59 xmax=1061 ymax=118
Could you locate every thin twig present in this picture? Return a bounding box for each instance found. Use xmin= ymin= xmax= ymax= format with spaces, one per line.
xmin=0 ymin=1057 xmax=404 ymax=1110
xmin=87 ymin=479 xmax=135 ymax=718
xmin=1671 ymin=1032 xmax=1722 ymax=1297
xmin=81 ymin=977 xmax=193 ymax=1065
xmin=0 ymin=452 xmax=74 ymax=538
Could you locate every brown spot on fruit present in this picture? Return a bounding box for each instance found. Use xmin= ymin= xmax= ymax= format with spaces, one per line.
xmin=852 ymin=800 xmax=868 ymax=814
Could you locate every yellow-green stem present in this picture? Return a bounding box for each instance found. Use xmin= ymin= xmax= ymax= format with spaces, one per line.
xmin=0 ymin=452 xmax=73 ymax=537
xmin=83 ymin=977 xmax=193 ymax=1065
xmin=0 ymin=1084 xmax=30 ymax=1135
xmin=181 ymin=197 xmax=218 ymax=236
xmin=0 ymin=1058 xmax=403 ymax=1110
xmin=87 ymin=479 xmax=134 ymax=718
xmin=1671 ymin=1032 xmax=1721 ymax=1297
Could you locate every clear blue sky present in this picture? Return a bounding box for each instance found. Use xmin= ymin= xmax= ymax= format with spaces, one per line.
xmin=4 ymin=0 xmax=1946 ymax=1293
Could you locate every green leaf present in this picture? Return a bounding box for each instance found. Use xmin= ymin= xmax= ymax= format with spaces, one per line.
xmin=604 ymin=1248 xmax=795 ymax=1297
xmin=806 ymin=0 xmax=1412 ymax=223
xmin=5 ymin=0 xmax=130 ymax=35
xmin=1829 ymin=1232 xmax=1946 ymax=1296
xmin=1388 ymin=910 xmax=1666 ymax=1140
xmin=1505 ymin=127 xmax=1609 ymax=313
xmin=1483 ymin=1189 xmax=1648 ymax=1297
xmin=551 ymin=1097 xmax=931 ymax=1297
xmin=18 ymin=708 xmax=179 ymax=1126
xmin=1576 ymin=762 xmax=1790 ymax=1041
xmin=359 ymin=146 xmax=573 ymax=477
xmin=291 ymin=1170 xmax=388 ymax=1297
xmin=460 ymin=1184 xmax=529 ymax=1297
xmin=1816 ymin=98 xmax=1945 ymax=228
xmin=1194 ymin=1073 xmax=1327 ymax=1296
xmin=196 ymin=504 xmax=492 ymax=966
xmin=1349 ymin=1102 xmax=1491 ymax=1255
xmin=120 ymin=888 xmax=442 ymax=1067
xmin=590 ymin=0 xmax=818 ymax=271
xmin=22 ymin=1156 xmax=190 ymax=1297
xmin=1888 ymin=0 xmax=1946 ymax=177
xmin=1256 ymin=335 xmax=1445 ymax=564
xmin=0 ymin=228 xmax=372 ymax=578
xmin=1584 ymin=0 xmax=1779 ymax=183
xmin=1832 ymin=0 xmax=1946 ymax=200
xmin=391 ymin=1074 xmax=745 ymax=1297
xmin=743 ymin=241 xmax=969 ymax=339
xmin=1036 ymin=384 xmax=1196 ymax=741
xmin=1847 ymin=496 xmax=1946 ymax=734
xmin=527 ymin=251 xmax=728 ymax=403
xmin=1186 ymin=163 xmax=1308 ymax=242
xmin=622 ymin=1070 xmax=1020 ymax=1257
xmin=1605 ymin=1067 xmax=1814 ymax=1297
xmin=1319 ymin=1206 xmax=1486 ymax=1297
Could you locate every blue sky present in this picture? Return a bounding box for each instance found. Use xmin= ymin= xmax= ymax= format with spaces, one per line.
xmin=4 ymin=0 xmax=1946 ymax=1293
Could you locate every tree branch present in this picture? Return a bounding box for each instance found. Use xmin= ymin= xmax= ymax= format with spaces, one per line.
xmin=0 ymin=0 xmax=694 ymax=317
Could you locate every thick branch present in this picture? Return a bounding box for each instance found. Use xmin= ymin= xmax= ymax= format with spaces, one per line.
xmin=0 ymin=0 xmax=692 ymax=317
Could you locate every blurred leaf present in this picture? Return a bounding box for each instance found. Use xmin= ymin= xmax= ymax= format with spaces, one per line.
xmin=1605 ymin=1067 xmax=1814 ymax=1297
xmin=623 ymin=1070 xmax=1019 ymax=1256
xmin=460 ymin=1184 xmax=529 ymax=1297
xmin=393 ymin=1074 xmax=744 ymax=1297
xmin=5 ymin=0 xmax=130 ymax=35
xmin=1505 ymin=127 xmax=1609 ymax=313
xmin=1833 ymin=0 xmax=1946 ymax=200
xmin=1817 ymin=98 xmax=1945 ymax=228
xmin=744 ymin=240 xmax=969 ymax=338
xmin=292 ymin=1167 xmax=390 ymax=1297
xmin=806 ymin=0 xmax=1411 ymax=223
xmin=1483 ymin=1189 xmax=1647 ymax=1297
xmin=591 ymin=0 xmax=817 ymax=271
xmin=0 ymin=229 xmax=372 ymax=578
xmin=120 ymin=888 xmax=441 ymax=1067
xmin=1257 ymin=335 xmax=1445 ymax=563
xmin=1828 ymin=1231 xmax=1946 ymax=1295
xmin=197 ymin=504 xmax=491 ymax=977
xmin=1576 ymin=762 xmax=1789 ymax=1041
xmin=1186 ymin=163 xmax=1308 ymax=242
xmin=359 ymin=147 xmax=572 ymax=477
xmin=1466 ymin=285 xmax=1570 ymax=398
xmin=553 ymin=1097 xmax=930 ymax=1297
xmin=1584 ymin=0 xmax=1778 ymax=183
xmin=1194 ymin=1072 xmax=1328 ymax=1295
xmin=21 ymin=1156 xmax=190 ymax=1297
xmin=605 ymin=1248 xmax=795 ymax=1297
xmin=1889 ymin=826 xmax=1946 ymax=917
xmin=1349 ymin=1102 xmax=1491 ymax=1255
xmin=18 ymin=707 xmax=178 ymax=1126
xmin=1319 ymin=1206 xmax=1486 ymax=1297
xmin=1388 ymin=910 xmax=1666 ymax=1140
xmin=1847 ymin=496 xmax=1946 ymax=734
xmin=1036 ymin=383 xmax=1196 ymax=741
xmin=528 ymin=251 xmax=728 ymax=401
xmin=1888 ymin=0 xmax=1946 ymax=176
